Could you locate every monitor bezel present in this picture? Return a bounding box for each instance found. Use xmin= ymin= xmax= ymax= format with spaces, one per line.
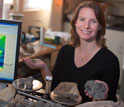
xmin=0 ymin=19 xmax=22 ymax=83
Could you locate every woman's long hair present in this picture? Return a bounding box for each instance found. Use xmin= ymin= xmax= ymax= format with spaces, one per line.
xmin=71 ymin=0 xmax=107 ymax=48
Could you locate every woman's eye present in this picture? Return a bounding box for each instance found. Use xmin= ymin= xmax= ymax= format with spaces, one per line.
xmin=79 ymin=18 xmax=85 ymax=21
xmin=91 ymin=20 xmax=98 ymax=23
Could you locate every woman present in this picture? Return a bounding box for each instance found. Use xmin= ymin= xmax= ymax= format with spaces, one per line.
xmin=23 ymin=0 xmax=120 ymax=103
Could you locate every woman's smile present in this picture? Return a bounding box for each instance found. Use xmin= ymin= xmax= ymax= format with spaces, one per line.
xmin=81 ymin=29 xmax=92 ymax=34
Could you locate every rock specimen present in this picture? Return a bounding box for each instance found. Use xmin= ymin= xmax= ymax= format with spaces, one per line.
xmin=85 ymin=80 xmax=106 ymax=100
xmin=17 ymin=76 xmax=34 ymax=90
xmin=53 ymin=82 xmax=80 ymax=100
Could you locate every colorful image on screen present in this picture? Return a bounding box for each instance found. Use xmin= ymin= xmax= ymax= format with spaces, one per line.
xmin=0 ymin=35 xmax=6 ymax=72
xmin=0 ymin=22 xmax=20 ymax=81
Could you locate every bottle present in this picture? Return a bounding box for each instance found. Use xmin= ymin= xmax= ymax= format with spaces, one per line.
xmin=39 ymin=27 xmax=45 ymax=45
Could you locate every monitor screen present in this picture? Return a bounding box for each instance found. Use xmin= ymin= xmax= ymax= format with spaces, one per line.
xmin=0 ymin=19 xmax=22 ymax=83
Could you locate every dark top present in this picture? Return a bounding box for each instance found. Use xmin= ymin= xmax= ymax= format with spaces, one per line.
xmin=51 ymin=45 xmax=120 ymax=103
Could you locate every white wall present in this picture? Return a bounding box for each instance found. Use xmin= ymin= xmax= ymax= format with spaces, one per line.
xmin=0 ymin=0 xmax=3 ymax=18
xmin=105 ymin=29 xmax=124 ymax=85
xmin=2 ymin=4 xmax=10 ymax=19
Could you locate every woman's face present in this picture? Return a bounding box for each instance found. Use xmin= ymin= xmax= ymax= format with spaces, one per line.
xmin=75 ymin=7 xmax=100 ymax=42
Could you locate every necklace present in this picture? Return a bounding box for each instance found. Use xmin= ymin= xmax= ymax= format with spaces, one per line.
xmin=76 ymin=47 xmax=84 ymax=62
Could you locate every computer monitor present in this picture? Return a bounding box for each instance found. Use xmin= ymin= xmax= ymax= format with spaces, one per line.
xmin=0 ymin=19 xmax=22 ymax=83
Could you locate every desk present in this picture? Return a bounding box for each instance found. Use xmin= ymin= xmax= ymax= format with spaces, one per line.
xmin=19 ymin=41 xmax=62 ymax=63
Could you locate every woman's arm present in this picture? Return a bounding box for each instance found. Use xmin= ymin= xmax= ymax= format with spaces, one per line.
xmin=23 ymin=58 xmax=52 ymax=81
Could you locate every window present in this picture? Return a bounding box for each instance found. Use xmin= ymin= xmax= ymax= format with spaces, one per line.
xmin=23 ymin=0 xmax=52 ymax=11
xmin=3 ymin=0 xmax=13 ymax=4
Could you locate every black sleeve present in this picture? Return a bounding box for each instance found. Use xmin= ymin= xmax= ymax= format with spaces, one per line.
xmin=99 ymin=56 xmax=120 ymax=101
xmin=51 ymin=45 xmax=65 ymax=91
xmin=107 ymin=57 xmax=119 ymax=101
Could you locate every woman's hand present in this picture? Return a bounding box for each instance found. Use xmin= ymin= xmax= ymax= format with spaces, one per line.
xmin=23 ymin=58 xmax=46 ymax=70
xmin=23 ymin=58 xmax=52 ymax=81
xmin=84 ymin=80 xmax=109 ymax=101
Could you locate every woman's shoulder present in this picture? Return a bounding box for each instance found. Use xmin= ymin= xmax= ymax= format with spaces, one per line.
xmin=100 ymin=48 xmax=119 ymax=62
xmin=101 ymin=48 xmax=116 ymax=56
xmin=60 ymin=44 xmax=75 ymax=51
xmin=57 ymin=44 xmax=75 ymax=59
